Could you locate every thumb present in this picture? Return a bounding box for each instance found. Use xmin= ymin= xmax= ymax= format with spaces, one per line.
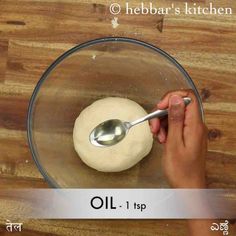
xmin=167 ymin=95 xmax=185 ymax=147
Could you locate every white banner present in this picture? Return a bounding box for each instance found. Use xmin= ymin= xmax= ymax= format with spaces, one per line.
xmin=0 ymin=189 xmax=235 ymax=219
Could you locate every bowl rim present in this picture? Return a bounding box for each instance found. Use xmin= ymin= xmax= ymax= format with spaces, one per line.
xmin=27 ymin=36 xmax=203 ymax=188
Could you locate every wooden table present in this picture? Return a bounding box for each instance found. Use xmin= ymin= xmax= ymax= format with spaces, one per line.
xmin=0 ymin=0 xmax=235 ymax=235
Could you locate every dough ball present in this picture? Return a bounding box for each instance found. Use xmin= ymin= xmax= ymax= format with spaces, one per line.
xmin=73 ymin=97 xmax=153 ymax=172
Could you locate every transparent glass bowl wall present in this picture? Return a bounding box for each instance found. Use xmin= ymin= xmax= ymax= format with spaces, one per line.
xmin=27 ymin=38 xmax=203 ymax=188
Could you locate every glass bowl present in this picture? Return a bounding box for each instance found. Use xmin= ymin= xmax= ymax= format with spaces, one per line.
xmin=27 ymin=37 xmax=203 ymax=188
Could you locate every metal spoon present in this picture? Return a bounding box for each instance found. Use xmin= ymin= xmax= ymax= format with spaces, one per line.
xmin=89 ymin=97 xmax=191 ymax=147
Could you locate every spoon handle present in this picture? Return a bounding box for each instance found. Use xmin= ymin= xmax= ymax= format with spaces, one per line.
xmin=130 ymin=97 xmax=191 ymax=127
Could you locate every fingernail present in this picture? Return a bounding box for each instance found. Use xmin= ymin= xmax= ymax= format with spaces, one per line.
xmin=157 ymin=132 xmax=163 ymax=143
xmin=150 ymin=126 xmax=154 ymax=133
xmin=170 ymin=95 xmax=182 ymax=105
xmin=150 ymin=123 xmax=156 ymax=133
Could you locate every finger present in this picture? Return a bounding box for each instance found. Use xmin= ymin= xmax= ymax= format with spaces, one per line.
xmin=157 ymin=118 xmax=168 ymax=143
xmin=183 ymin=90 xmax=202 ymax=126
xmin=167 ymin=95 xmax=185 ymax=147
xmin=158 ymin=89 xmax=203 ymax=125
xmin=158 ymin=90 xmax=189 ymax=110
xmin=149 ymin=118 xmax=160 ymax=134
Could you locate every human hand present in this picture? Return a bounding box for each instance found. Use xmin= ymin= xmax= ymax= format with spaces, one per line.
xmin=150 ymin=89 xmax=207 ymax=188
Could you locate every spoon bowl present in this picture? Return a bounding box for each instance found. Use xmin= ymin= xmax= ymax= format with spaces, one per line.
xmin=89 ymin=119 xmax=131 ymax=147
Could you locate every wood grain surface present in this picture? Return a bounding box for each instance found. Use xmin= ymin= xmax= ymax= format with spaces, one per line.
xmin=0 ymin=0 xmax=236 ymax=235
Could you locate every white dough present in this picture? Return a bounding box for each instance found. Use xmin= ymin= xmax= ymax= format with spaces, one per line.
xmin=73 ymin=97 xmax=153 ymax=172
